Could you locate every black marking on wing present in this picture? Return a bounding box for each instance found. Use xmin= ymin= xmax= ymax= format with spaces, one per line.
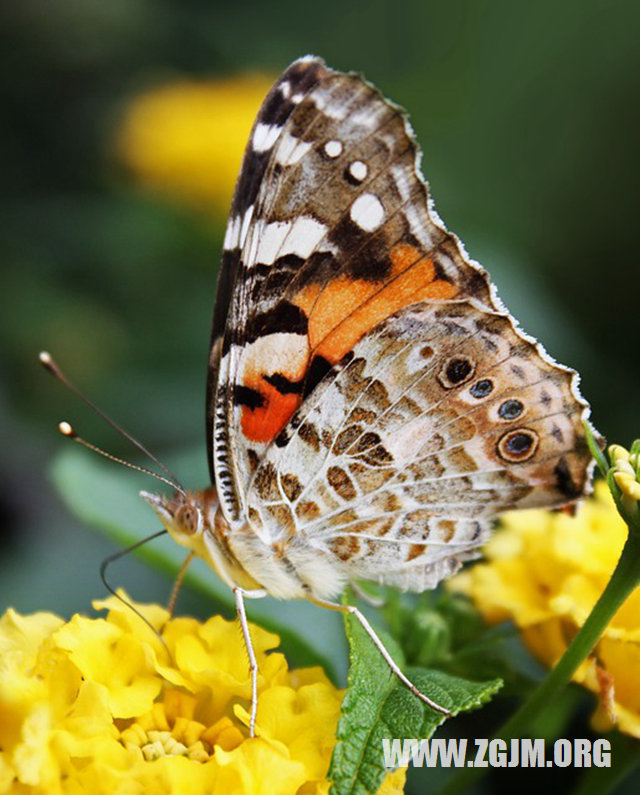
xmin=233 ymin=384 xmax=266 ymax=409
xmin=275 ymin=428 xmax=291 ymax=448
xmin=554 ymin=456 xmax=581 ymax=499
xmin=230 ymin=149 xmax=271 ymax=220
xmin=263 ymin=372 xmax=305 ymax=395
xmin=303 ymin=355 xmax=333 ymax=397
xmin=245 ymin=302 xmax=308 ymax=345
xmin=344 ymin=236 xmax=392 ymax=282
xmin=229 ymin=59 xmax=326 ymax=219
xmin=294 ymin=250 xmax=342 ymax=285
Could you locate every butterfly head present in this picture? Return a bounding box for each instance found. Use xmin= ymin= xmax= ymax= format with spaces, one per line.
xmin=140 ymin=488 xmax=217 ymax=550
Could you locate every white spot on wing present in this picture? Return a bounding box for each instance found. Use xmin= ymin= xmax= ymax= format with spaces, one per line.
xmin=390 ymin=165 xmax=434 ymax=249
xmin=279 ymin=81 xmax=291 ymax=99
xmin=391 ymin=164 xmax=411 ymax=201
xmin=239 ymin=205 xmax=254 ymax=248
xmin=245 ymin=216 xmax=331 ymax=266
xmin=223 ymin=214 xmax=241 ymax=250
xmin=404 ymin=203 xmax=434 ymax=249
xmin=350 ymin=193 xmax=385 ymax=231
xmin=275 ymin=131 xmax=312 ymax=166
xmin=348 ymin=160 xmax=368 ymax=182
xmin=252 ymin=123 xmax=281 ymax=152
xmin=238 ymin=333 xmax=308 ymax=380
xmin=324 ymin=140 xmax=343 ymax=158
xmin=311 ymin=91 xmax=348 ymax=120
xmin=348 ymin=103 xmax=386 ymax=129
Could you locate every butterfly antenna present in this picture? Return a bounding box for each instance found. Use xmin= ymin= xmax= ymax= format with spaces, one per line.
xmin=58 ymin=421 xmax=186 ymax=495
xmin=100 ymin=529 xmax=170 ymax=651
xmin=39 ymin=351 xmax=185 ymax=494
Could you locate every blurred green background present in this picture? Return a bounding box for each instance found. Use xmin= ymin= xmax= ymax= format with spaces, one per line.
xmin=2 ymin=0 xmax=640 ymax=790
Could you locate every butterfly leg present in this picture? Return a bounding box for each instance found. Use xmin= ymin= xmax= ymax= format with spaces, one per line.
xmin=350 ymin=581 xmax=386 ymax=608
xmin=167 ymin=551 xmax=196 ymax=617
xmin=233 ymin=586 xmax=267 ymax=737
xmin=310 ymin=597 xmax=450 ymax=716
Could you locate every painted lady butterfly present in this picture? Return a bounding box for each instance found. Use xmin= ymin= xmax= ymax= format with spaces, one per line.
xmin=129 ymin=57 xmax=593 ymax=733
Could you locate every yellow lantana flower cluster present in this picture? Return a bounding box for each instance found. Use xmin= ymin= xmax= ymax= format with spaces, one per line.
xmin=0 ymin=596 xmax=405 ymax=794
xmin=117 ymin=74 xmax=273 ymax=216
xmin=450 ymin=482 xmax=640 ymax=737
xmin=609 ymin=443 xmax=640 ymax=526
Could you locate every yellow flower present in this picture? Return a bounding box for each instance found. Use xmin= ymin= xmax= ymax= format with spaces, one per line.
xmin=0 ymin=595 xmax=407 ymax=794
xmin=449 ymin=481 xmax=640 ymax=736
xmin=117 ymin=74 xmax=274 ymax=216
xmin=609 ymin=443 xmax=640 ymax=500
xmin=609 ymin=443 xmax=640 ymax=533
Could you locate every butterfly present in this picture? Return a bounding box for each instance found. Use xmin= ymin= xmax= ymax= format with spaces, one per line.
xmin=117 ymin=56 xmax=594 ymax=735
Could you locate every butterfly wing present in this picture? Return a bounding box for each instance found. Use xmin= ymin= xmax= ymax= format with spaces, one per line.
xmin=207 ymin=57 xmax=327 ymax=478
xmin=244 ymin=298 xmax=593 ymax=592
xmin=209 ymin=56 xmax=503 ymax=527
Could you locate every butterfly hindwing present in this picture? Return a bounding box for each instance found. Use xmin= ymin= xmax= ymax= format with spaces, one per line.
xmin=244 ymin=298 xmax=591 ymax=592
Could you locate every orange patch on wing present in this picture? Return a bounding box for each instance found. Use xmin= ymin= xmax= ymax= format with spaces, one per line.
xmin=241 ymin=244 xmax=456 ymax=444
xmin=293 ymin=243 xmax=457 ymax=365
xmin=240 ymin=375 xmax=304 ymax=443
xmin=239 ymin=336 xmax=309 ymax=443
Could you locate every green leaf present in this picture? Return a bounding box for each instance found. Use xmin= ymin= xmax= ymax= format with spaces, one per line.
xmin=583 ymin=420 xmax=608 ymax=477
xmin=328 ymin=609 xmax=502 ymax=795
xmin=50 ymin=446 xmax=344 ymax=678
xmin=382 ymin=590 xmax=537 ymax=695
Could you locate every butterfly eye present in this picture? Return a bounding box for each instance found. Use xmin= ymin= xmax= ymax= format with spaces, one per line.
xmin=176 ymin=505 xmax=200 ymax=535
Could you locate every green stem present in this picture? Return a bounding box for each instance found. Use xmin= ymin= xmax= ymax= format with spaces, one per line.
xmin=441 ymin=528 xmax=640 ymax=794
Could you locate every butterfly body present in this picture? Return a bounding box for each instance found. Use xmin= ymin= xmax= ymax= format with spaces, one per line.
xmin=142 ymin=485 xmax=348 ymax=599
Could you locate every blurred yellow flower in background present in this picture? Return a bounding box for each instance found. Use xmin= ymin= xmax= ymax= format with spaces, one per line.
xmin=449 ymin=481 xmax=640 ymax=737
xmin=0 ymin=595 xmax=405 ymax=793
xmin=117 ymin=74 xmax=274 ymax=216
